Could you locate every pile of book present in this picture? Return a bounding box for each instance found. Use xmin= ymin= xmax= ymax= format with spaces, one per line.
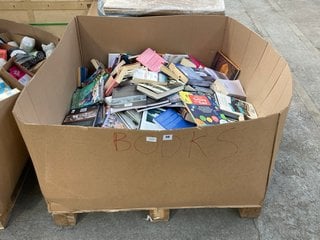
xmin=63 ymin=48 xmax=257 ymax=130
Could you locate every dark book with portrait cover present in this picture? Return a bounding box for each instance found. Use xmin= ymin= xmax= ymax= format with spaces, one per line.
xmin=211 ymin=51 xmax=240 ymax=80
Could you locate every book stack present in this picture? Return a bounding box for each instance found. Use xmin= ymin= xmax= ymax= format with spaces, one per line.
xmin=63 ymin=48 xmax=258 ymax=130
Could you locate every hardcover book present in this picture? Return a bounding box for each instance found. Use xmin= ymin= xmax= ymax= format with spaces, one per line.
xmin=211 ymin=51 xmax=240 ymax=80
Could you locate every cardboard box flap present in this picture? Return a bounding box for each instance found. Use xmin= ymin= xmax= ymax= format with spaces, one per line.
xmin=13 ymin=19 xmax=81 ymax=125
xmin=258 ymin=64 xmax=292 ymax=115
xmin=0 ymin=19 xmax=59 ymax=45
xmin=77 ymin=15 xmax=227 ymax=68
xmin=222 ymin=18 xmax=292 ymax=116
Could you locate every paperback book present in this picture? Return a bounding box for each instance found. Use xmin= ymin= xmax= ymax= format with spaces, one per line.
xmin=154 ymin=108 xmax=195 ymax=130
xmin=216 ymin=93 xmax=258 ymax=120
xmin=110 ymin=83 xmax=147 ymax=112
xmin=211 ymin=79 xmax=246 ymax=100
xmin=137 ymin=82 xmax=184 ymax=100
xmin=179 ymin=91 xmax=228 ymax=126
xmin=102 ymin=110 xmax=127 ymax=129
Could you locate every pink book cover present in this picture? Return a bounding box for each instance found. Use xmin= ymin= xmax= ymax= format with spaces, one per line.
xmin=137 ymin=48 xmax=166 ymax=72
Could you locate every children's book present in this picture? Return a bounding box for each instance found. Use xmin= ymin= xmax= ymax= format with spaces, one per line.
xmin=154 ymin=108 xmax=195 ymax=130
xmin=211 ymin=51 xmax=240 ymax=80
xmin=179 ymin=91 xmax=228 ymax=126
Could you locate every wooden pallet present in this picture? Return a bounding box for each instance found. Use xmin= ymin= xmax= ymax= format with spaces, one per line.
xmin=52 ymin=207 xmax=261 ymax=226
xmin=0 ymin=0 xmax=92 ymax=37
xmin=0 ymin=162 xmax=31 ymax=230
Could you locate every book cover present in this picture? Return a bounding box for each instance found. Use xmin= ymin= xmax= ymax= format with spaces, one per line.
xmin=136 ymin=97 xmax=171 ymax=112
xmin=137 ymin=48 xmax=166 ymax=72
xmin=131 ymin=68 xmax=168 ymax=85
xmin=154 ymin=108 xmax=195 ymax=130
xmin=228 ymin=96 xmax=258 ymax=119
xmin=215 ymin=92 xmax=245 ymax=120
xmin=102 ymin=110 xmax=127 ymax=129
xmin=62 ymin=105 xmax=100 ymax=126
xmin=179 ymin=91 xmax=228 ymax=126
xmin=116 ymin=111 xmax=141 ymax=129
xmin=139 ymin=108 xmax=166 ymax=130
xmin=70 ymin=77 xmax=104 ymax=110
xmin=175 ymin=64 xmax=214 ymax=87
xmin=211 ymin=79 xmax=246 ymax=100
xmin=211 ymin=51 xmax=240 ymax=80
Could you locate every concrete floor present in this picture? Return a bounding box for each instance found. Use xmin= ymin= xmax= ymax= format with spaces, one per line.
xmin=1 ymin=0 xmax=320 ymax=239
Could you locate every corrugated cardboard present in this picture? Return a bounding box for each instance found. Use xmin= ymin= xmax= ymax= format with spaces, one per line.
xmin=0 ymin=19 xmax=59 ymax=228
xmin=12 ymin=15 xmax=292 ymax=214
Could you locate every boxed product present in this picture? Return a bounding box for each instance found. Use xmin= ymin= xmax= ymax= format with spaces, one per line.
xmin=13 ymin=16 xmax=292 ymax=215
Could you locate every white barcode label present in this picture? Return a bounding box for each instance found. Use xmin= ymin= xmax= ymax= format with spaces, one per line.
xmin=163 ymin=135 xmax=173 ymax=141
xmin=146 ymin=137 xmax=157 ymax=142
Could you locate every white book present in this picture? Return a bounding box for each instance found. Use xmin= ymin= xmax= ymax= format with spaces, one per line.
xmin=211 ymin=79 xmax=246 ymax=100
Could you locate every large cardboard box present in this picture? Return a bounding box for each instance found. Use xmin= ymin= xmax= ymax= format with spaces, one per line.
xmin=0 ymin=19 xmax=59 ymax=229
xmin=12 ymin=16 xmax=292 ymax=217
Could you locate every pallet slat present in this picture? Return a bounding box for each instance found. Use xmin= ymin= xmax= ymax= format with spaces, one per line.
xmin=0 ymin=1 xmax=92 ymax=10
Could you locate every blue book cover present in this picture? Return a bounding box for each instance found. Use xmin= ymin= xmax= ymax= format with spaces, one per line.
xmin=154 ymin=108 xmax=195 ymax=130
xmin=0 ymin=78 xmax=11 ymax=94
